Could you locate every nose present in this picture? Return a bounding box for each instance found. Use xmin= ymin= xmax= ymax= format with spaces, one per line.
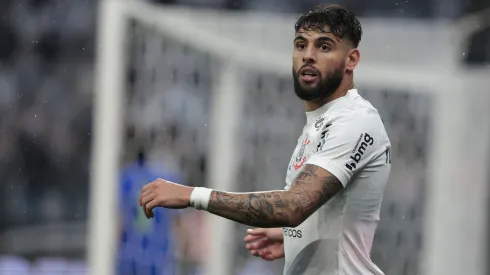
xmin=302 ymin=46 xmax=316 ymax=64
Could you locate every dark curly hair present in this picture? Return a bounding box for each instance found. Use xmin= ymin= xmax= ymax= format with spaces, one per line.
xmin=295 ymin=4 xmax=362 ymax=48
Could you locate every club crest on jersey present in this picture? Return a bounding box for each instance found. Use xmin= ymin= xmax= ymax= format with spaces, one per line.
xmin=293 ymin=135 xmax=311 ymax=170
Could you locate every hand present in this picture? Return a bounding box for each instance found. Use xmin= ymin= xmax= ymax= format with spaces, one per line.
xmin=139 ymin=178 xmax=194 ymax=218
xmin=244 ymin=228 xmax=284 ymax=261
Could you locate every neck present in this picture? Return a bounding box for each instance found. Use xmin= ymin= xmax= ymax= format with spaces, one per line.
xmin=304 ymin=78 xmax=354 ymax=112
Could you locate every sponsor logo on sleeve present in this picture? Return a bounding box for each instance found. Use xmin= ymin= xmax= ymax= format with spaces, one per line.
xmin=345 ymin=133 xmax=374 ymax=171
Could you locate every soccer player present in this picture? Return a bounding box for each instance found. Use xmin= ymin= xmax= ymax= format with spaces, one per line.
xmin=139 ymin=4 xmax=392 ymax=275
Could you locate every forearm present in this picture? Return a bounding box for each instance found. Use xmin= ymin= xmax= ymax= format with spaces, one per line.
xmin=206 ymin=190 xmax=304 ymax=228
xmin=190 ymin=165 xmax=341 ymax=228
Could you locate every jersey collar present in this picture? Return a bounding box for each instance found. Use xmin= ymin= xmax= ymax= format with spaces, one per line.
xmin=305 ymin=89 xmax=358 ymax=125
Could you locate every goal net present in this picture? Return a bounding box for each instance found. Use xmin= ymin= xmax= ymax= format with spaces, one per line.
xmin=88 ymin=1 xmax=490 ymax=275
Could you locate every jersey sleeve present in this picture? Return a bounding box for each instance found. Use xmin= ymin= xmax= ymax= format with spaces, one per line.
xmin=306 ymin=110 xmax=383 ymax=187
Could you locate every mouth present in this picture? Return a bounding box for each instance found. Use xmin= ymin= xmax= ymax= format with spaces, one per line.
xmin=299 ymin=67 xmax=319 ymax=82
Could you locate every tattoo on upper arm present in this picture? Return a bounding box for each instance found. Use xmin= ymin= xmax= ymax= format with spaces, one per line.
xmin=291 ymin=164 xmax=342 ymax=220
xmin=206 ymin=164 xmax=342 ymax=228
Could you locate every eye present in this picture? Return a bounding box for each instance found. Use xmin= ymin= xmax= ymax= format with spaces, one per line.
xmin=296 ymin=43 xmax=306 ymax=50
xmin=320 ymin=44 xmax=330 ymax=51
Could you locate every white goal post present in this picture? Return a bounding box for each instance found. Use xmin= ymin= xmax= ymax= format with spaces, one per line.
xmin=88 ymin=1 xmax=490 ymax=275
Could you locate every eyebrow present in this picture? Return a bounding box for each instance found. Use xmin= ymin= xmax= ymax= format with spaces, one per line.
xmin=294 ymin=36 xmax=307 ymax=43
xmin=316 ymin=36 xmax=336 ymax=44
xmin=293 ymin=35 xmax=336 ymax=44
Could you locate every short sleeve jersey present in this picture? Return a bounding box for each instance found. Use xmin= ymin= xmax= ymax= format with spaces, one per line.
xmin=283 ymin=89 xmax=391 ymax=275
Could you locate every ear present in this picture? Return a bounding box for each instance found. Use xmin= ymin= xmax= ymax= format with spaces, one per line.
xmin=345 ymin=48 xmax=360 ymax=72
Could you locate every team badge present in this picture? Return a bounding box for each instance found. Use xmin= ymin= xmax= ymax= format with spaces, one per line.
xmin=293 ymin=134 xmax=311 ymax=170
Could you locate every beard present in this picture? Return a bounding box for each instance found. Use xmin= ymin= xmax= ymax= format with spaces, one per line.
xmin=292 ymin=65 xmax=344 ymax=102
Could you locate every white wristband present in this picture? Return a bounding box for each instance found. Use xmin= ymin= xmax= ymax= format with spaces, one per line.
xmin=190 ymin=187 xmax=213 ymax=210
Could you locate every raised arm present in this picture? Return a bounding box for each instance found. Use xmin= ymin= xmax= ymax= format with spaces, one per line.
xmin=139 ymin=164 xmax=342 ymax=228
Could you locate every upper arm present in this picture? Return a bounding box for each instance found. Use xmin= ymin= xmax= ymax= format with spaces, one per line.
xmin=287 ymin=109 xmax=388 ymax=220
xmin=288 ymin=164 xmax=343 ymax=220
xmin=307 ymin=109 xmax=386 ymax=187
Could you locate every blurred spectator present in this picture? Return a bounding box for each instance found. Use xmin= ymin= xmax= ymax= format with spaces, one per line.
xmin=116 ymin=150 xmax=182 ymax=275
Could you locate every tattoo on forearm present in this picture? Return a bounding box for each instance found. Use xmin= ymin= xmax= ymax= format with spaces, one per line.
xmin=207 ymin=164 xmax=342 ymax=228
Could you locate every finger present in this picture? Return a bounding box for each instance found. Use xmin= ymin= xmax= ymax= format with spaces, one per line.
xmin=244 ymin=234 xmax=265 ymax=243
xmin=262 ymin=254 xmax=277 ymax=261
xmin=140 ymin=188 xmax=153 ymax=202
xmin=259 ymin=247 xmax=270 ymax=256
xmin=250 ymin=250 xmax=260 ymax=257
xmin=139 ymin=189 xmax=151 ymax=206
xmin=141 ymin=195 xmax=155 ymax=218
xmin=252 ymin=248 xmax=274 ymax=261
xmin=141 ymin=193 xmax=155 ymax=207
xmin=246 ymin=239 xmax=270 ymax=251
xmin=143 ymin=200 xmax=154 ymax=219
xmin=141 ymin=182 xmax=154 ymax=196
xmin=145 ymin=200 xmax=159 ymax=218
xmin=139 ymin=184 xmax=153 ymax=206
xmin=245 ymin=242 xmax=257 ymax=251
xmin=141 ymin=199 xmax=150 ymax=218
xmin=142 ymin=203 xmax=151 ymax=219
xmin=247 ymin=228 xmax=267 ymax=236
xmin=259 ymin=248 xmax=273 ymax=260
xmin=141 ymin=204 xmax=149 ymax=219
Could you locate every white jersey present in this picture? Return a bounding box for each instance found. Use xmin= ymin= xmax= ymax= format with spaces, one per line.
xmin=283 ymin=89 xmax=391 ymax=275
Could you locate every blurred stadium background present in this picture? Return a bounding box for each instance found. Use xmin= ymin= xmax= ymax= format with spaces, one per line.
xmin=0 ymin=0 xmax=489 ymax=274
